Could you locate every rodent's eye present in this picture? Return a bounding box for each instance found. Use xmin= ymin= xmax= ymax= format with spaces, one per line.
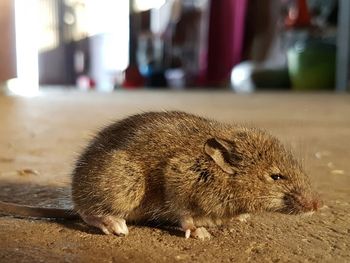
xmin=270 ymin=173 xmax=286 ymax=181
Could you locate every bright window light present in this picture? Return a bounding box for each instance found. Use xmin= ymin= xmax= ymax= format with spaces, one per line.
xmin=85 ymin=0 xmax=129 ymax=91
xmin=85 ymin=0 xmax=129 ymax=71
xmin=10 ymin=0 xmax=39 ymax=96
xmin=134 ymin=0 xmax=166 ymax=12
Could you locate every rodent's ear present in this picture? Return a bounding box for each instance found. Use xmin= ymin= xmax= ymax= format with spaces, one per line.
xmin=204 ymin=138 xmax=235 ymax=174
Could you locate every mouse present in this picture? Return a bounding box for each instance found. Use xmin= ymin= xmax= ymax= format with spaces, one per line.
xmin=0 ymin=111 xmax=321 ymax=240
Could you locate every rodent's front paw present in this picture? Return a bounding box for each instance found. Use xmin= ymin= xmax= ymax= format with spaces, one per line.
xmin=234 ymin=213 xmax=250 ymax=223
xmin=181 ymin=215 xmax=211 ymax=240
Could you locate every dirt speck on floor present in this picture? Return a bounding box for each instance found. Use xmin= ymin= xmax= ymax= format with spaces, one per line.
xmin=0 ymin=91 xmax=349 ymax=262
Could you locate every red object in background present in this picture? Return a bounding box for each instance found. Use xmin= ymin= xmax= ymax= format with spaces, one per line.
xmin=122 ymin=64 xmax=145 ymax=88
xmin=201 ymin=0 xmax=248 ymax=86
xmin=77 ymin=75 xmax=96 ymax=90
xmin=285 ymin=0 xmax=311 ymax=28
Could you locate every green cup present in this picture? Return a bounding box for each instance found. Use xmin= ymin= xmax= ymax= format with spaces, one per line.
xmin=287 ymin=41 xmax=336 ymax=90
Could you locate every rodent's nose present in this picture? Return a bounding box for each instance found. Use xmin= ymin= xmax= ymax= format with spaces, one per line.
xmin=312 ymin=197 xmax=322 ymax=211
xmin=284 ymin=190 xmax=322 ymax=213
xmin=303 ymin=196 xmax=323 ymax=212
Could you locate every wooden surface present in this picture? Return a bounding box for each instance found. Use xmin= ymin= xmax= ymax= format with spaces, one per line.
xmin=0 ymin=90 xmax=349 ymax=262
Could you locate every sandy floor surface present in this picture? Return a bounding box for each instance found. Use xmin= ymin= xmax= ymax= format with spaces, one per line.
xmin=0 ymin=90 xmax=349 ymax=262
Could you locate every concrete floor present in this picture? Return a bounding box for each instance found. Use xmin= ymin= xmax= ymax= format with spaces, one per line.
xmin=0 ymin=90 xmax=349 ymax=262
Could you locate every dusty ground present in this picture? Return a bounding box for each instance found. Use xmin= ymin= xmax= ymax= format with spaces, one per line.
xmin=0 ymin=90 xmax=349 ymax=263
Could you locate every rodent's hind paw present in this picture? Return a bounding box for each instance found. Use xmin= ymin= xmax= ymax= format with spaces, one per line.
xmin=80 ymin=214 xmax=129 ymax=236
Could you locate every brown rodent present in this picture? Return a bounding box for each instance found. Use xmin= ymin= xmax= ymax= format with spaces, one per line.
xmin=0 ymin=111 xmax=321 ymax=239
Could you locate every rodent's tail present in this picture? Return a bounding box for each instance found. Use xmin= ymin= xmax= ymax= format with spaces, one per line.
xmin=0 ymin=201 xmax=79 ymax=220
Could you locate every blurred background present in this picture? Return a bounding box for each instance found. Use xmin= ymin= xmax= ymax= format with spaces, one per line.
xmin=0 ymin=0 xmax=349 ymax=95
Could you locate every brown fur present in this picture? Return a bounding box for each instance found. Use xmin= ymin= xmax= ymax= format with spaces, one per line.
xmin=72 ymin=111 xmax=320 ymax=227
